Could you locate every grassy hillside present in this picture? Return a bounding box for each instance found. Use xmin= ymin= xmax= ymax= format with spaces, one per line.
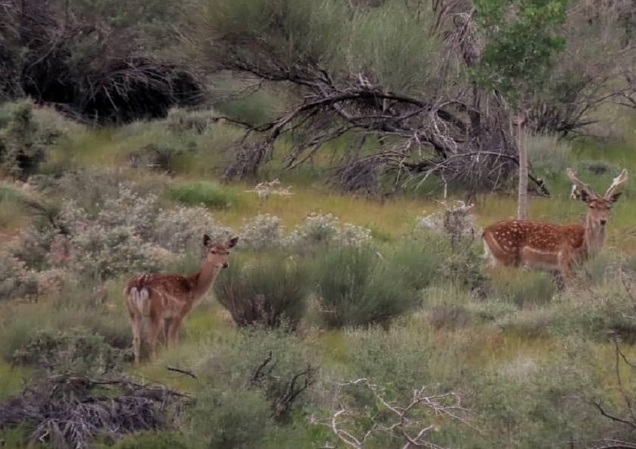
xmin=2 ymin=102 xmax=636 ymax=449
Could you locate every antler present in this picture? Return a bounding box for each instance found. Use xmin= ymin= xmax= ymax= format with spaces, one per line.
xmin=604 ymin=169 xmax=628 ymax=199
xmin=566 ymin=168 xmax=596 ymax=200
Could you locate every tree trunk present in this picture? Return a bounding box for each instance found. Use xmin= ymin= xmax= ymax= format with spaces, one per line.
xmin=516 ymin=115 xmax=528 ymax=220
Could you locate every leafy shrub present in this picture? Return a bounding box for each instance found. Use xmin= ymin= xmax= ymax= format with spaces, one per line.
xmin=214 ymin=254 xmax=310 ymax=329
xmin=153 ymin=204 xmax=232 ymax=253
xmin=166 ymin=107 xmax=218 ymax=133
xmin=167 ymin=181 xmax=240 ymax=209
xmin=286 ymin=213 xmax=372 ymax=253
xmin=95 ymin=186 xmax=160 ymax=240
xmin=340 ymin=326 xmax=437 ymax=407
xmin=438 ymin=245 xmax=489 ymax=294
xmin=239 ymin=214 xmax=285 ymax=251
xmin=0 ymin=100 xmax=48 ymax=179
xmin=383 ymin=239 xmax=445 ymax=290
xmin=0 ymin=282 xmax=131 ymax=364
xmin=0 ymin=253 xmax=38 ymax=301
xmin=415 ymin=201 xmax=482 ymax=240
xmin=198 ymin=326 xmax=318 ymax=422
xmin=11 ymin=327 xmax=124 ymax=375
xmin=471 ymin=344 xmax=610 ymax=449
xmin=187 ymin=387 xmax=271 ymax=449
xmin=69 ymin=224 xmax=161 ymax=282
xmin=313 ymin=246 xmax=421 ymax=329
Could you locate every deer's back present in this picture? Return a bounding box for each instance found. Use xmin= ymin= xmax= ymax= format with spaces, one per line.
xmin=124 ymin=273 xmax=196 ymax=317
xmin=483 ymin=220 xmax=585 ymax=260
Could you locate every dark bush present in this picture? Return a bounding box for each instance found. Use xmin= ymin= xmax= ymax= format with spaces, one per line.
xmin=0 ymin=0 xmax=203 ymax=124
xmin=214 ymin=254 xmax=310 ymax=330
xmin=313 ymin=246 xmax=422 ymax=329
xmin=187 ymin=387 xmax=271 ymax=449
xmin=0 ymin=100 xmax=47 ymax=179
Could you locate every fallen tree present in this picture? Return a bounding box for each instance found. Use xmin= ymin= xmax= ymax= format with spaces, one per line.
xmin=183 ymin=0 xmax=635 ymax=196
xmin=0 ymin=374 xmax=187 ymax=448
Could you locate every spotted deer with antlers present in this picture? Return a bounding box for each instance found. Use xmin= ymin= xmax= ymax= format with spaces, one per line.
xmin=482 ymin=168 xmax=628 ymax=285
xmin=124 ymin=234 xmax=239 ymax=364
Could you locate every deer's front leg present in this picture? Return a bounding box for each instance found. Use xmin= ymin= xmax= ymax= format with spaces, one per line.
xmin=557 ymin=248 xmax=574 ymax=288
xmin=166 ymin=316 xmax=183 ymax=347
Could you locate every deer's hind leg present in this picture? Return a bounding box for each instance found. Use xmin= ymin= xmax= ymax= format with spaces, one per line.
xmin=128 ymin=312 xmax=143 ymax=365
xmin=146 ymin=314 xmax=163 ymax=360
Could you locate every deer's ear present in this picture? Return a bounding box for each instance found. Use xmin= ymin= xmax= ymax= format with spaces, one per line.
xmin=228 ymin=235 xmax=239 ymax=248
xmin=574 ymin=188 xmax=592 ymax=204
xmin=609 ymin=191 xmax=623 ymax=204
xmin=203 ymin=234 xmax=212 ymax=247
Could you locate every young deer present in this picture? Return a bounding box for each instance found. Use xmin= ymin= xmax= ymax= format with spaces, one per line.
xmin=482 ymin=168 xmax=628 ymax=285
xmin=124 ymin=234 xmax=239 ymax=364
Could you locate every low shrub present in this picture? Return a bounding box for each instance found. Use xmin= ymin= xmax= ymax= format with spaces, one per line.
xmin=167 ymin=181 xmax=240 ymax=209
xmin=0 ymin=283 xmax=131 ymax=364
xmin=197 ymin=326 xmax=318 ymax=422
xmin=69 ymin=224 xmax=161 ymax=282
xmin=0 ymin=100 xmax=48 ymax=179
xmin=287 ymin=213 xmax=372 ymax=254
xmin=239 ymin=214 xmax=285 ymax=251
xmin=153 ymin=205 xmax=232 ymax=253
xmin=187 ymin=387 xmax=271 ymax=449
xmin=166 ymin=107 xmax=218 ymax=133
xmin=214 ymin=253 xmax=310 ymax=329
xmin=313 ymin=246 xmax=421 ymax=329
xmin=0 ymin=253 xmax=38 ymax=301
xmin=11 ymin=327 xmax=124 ymax=375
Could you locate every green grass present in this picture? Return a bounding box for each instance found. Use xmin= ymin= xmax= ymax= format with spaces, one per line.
xmin=166 ymin=180 xmax=243 ymax=209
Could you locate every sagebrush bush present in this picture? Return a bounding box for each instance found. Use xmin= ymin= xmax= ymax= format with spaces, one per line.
xmin=167 ymin=180 xmax=240 ymax=209
xmin=11 ymin=327 xmax=124 ymax=375
xmin=383 ymin=239 xmax=445 ymax=290
xmin=313 ymin=246 xmax=421 ymax=329
xmin=286 ymin=213 xmax=372 ymax=253
xmin=187 ymin=387 xmax=271 ymax=449
xmin=470 ymin=343 xmax=612 ymax=449
xmin=0 ymin=253 xmax=38 ymax=301
xmin=197 ymin=326 xmax=318 ymax=422
xmin=0 ymin=281 xmax=131 ymax=366
xmin=214 ymin=253 xmax=310 ymax=329
xmin=166 ymin=107 xmax=218 ymax=133
xmin=239 ymin=214 xmax=285 ymax=251
xmin=343 ymin=326 xmax=435 ymax=398
xmin=69 ymin=224 xmax=161 ymax=282
xmin=153 ymin=204 xmax=232 ymax=253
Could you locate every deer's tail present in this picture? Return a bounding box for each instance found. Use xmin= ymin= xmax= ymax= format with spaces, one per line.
xmin=125 ymin=274 xmax=151 ymax=317
xmin=130 ymin=286 xmax=151 ymax=316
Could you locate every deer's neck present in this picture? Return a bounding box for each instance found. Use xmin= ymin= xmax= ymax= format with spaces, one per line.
xmin=190 ymin=261 xmax=221 ymax=303
xmin=584 ymin=213 xmax=605 ymax=258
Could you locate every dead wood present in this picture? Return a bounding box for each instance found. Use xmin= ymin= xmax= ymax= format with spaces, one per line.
xmin=0 ymin=374 xmax=188 ymax=449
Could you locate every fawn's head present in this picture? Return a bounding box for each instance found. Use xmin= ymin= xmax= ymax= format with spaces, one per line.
xmin=203 ymin=234 xmax=239 ymax=269
xmin=567 ymin=168 xmax=628 ymax=228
